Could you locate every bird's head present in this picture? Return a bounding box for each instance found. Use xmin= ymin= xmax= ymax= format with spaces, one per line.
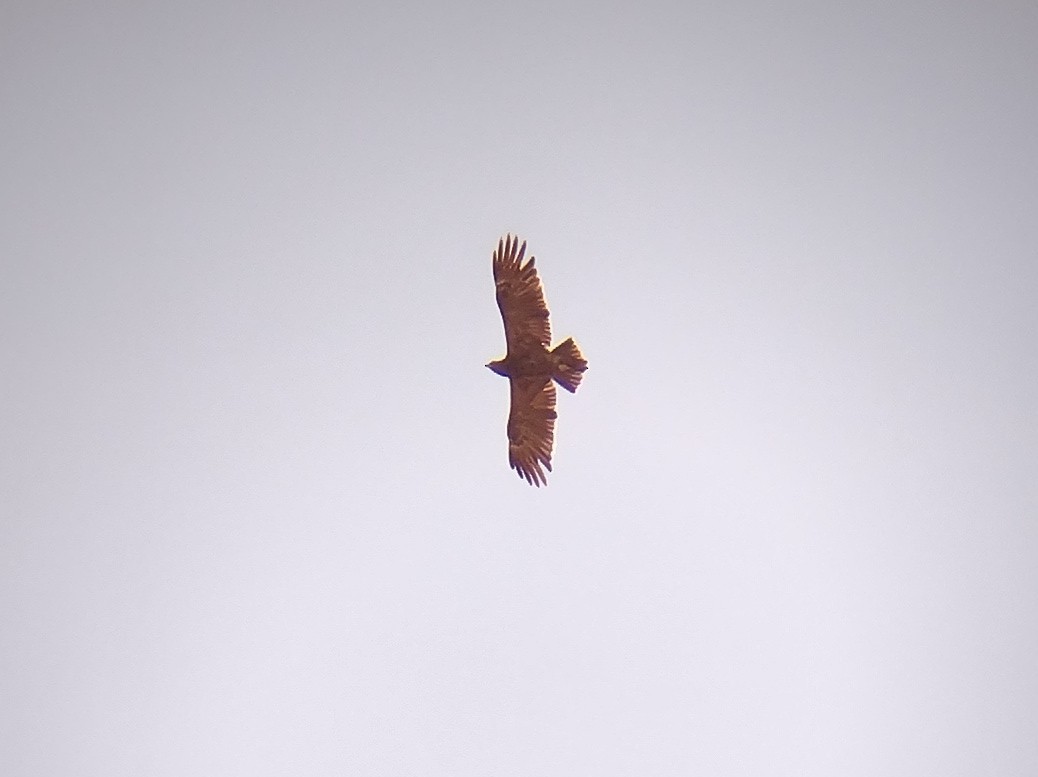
xmin=485 ymin=358 xmax=508 ymax=377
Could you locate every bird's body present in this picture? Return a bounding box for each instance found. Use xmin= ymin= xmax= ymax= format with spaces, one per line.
xmin=486 ymin=235 xmax=587 ymax=486
xmin=486 ymin=349 xmax=553 ymax=381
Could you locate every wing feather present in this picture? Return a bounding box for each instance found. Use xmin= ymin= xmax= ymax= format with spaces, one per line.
xmin=493 ymin=234 xmax=551 ymax=354
xmin=507 ymin=377 xmax=557 ymax=487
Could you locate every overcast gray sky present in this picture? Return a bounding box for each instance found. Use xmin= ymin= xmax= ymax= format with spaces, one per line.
xmin=3 ymin=1 xmax=1037 ymax=775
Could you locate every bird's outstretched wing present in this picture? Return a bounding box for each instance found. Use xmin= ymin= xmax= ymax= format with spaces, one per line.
xmin=507 ymin=377 xmax=557 ymax=487
xmin=493 ymin=234 xmax=551 ymax=355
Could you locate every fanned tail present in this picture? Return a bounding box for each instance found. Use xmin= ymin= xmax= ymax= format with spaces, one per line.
xmin=551 ymin=338 xmax=588 ymax=393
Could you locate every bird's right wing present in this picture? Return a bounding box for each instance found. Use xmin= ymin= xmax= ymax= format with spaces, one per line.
xmin=506 ymin=377 xmax=557 ymax=487
xmin=493 ymin=235 xmax=552 ymax=356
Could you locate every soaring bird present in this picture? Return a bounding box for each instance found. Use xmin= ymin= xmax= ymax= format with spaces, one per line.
xmin=486 ymin=235 xmax=588 ymax=486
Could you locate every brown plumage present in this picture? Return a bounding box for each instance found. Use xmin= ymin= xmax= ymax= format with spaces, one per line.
xmin=486 ymin=235 xmax=588 ymax=486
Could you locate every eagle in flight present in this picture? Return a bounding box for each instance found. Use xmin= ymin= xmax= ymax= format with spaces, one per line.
xmin=486 ymin=235 xmax=588 ymax=486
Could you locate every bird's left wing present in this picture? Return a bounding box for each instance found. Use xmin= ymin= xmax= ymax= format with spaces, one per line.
xmin=506 ymin=377 xmax=557 ymax=487
xmin=493 ymin=235 xmax=551 ymax=355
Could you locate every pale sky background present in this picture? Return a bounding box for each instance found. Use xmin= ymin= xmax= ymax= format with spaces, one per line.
xmin=2 ymin=1 xmax=1037 ymax=775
